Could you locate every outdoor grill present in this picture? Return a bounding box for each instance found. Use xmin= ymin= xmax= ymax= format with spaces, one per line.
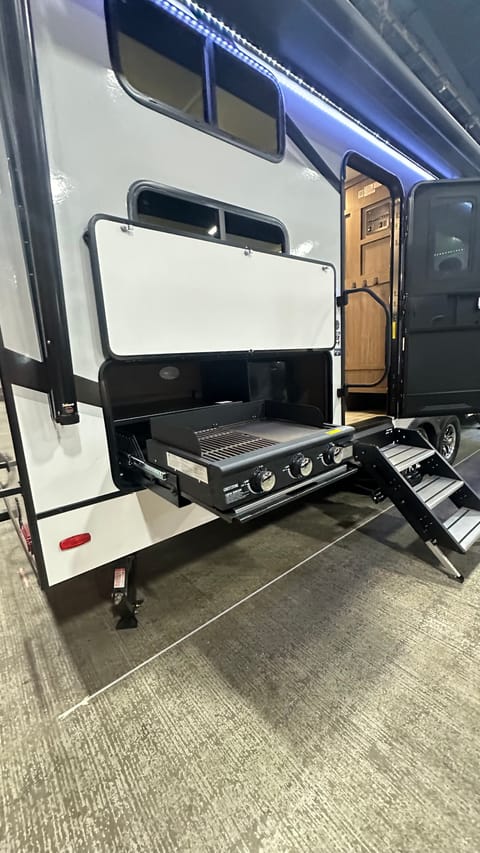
xmin=142 ymin=400 xmax=355 ymax=519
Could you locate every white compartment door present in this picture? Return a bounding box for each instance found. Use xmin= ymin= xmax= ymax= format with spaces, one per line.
xmin=90 ymin=216 xmax=336 ymax=357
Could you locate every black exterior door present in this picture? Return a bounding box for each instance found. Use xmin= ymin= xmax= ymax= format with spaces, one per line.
xmin=397 ymin=178 xmax=480 ymax=417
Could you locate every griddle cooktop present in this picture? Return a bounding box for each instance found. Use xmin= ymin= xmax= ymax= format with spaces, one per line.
xmin=146 ymin=400 xmax=354 ymax=515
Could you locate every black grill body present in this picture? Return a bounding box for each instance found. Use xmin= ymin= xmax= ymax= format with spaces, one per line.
xmin=146 ymin=400 xmax=354 ymax=513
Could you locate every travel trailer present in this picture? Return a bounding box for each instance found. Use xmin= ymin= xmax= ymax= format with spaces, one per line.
xmin=1 ymin=0 xmax=480 ymax=616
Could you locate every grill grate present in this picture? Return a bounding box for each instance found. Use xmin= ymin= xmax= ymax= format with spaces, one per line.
xmin=196 ymin=427 xmax=277 ymax=461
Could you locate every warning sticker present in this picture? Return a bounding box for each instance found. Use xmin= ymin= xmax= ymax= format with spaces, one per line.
xmin=166 ymin=453 xmax=209 ymax=484
xmin=225 ymin=488 xmax=246 ymax=505
xmin=113 ymin=568 xmax=126 ymax=589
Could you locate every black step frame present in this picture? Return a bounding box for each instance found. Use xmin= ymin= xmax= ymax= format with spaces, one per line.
xmin=354 ymin=427 xmax=480 ymax=556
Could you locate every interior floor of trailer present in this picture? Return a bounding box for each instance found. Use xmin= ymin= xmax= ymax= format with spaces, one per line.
xmin=345 ymin=409 xmax=385 ymax=424
xmin=2 ymin=429 xmax=480 ymax=852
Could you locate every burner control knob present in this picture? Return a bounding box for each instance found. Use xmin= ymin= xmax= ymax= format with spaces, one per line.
xmin=290 ymin=453 xmax=313 ymax=479
xmin=323 ymin=443 xmax=345 ymax=466
xmin=250 ymin=467 xmax=276 ymax=494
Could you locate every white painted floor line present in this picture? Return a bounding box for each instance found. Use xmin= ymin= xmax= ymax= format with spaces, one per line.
xmin=58 ymin=445 xmax=480 ymax=721
xmin=59 ymin=503 xmax=393 ymax=721
xmin=457 ymin=446 xmax=480 ymax=467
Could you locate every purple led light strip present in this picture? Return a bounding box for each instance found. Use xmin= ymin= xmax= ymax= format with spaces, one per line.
xmin=151 ymin=0 xmax=436 ymax=179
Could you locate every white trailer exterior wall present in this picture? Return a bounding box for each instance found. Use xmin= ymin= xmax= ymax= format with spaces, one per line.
xmin=0 ymin=0 xmax=437 ymax=585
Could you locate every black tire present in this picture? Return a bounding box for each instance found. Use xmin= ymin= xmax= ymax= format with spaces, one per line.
xmin=438 ymin=417 xmax=461 ymax=465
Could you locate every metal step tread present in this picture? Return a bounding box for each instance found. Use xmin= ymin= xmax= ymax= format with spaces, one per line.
xmin=444 ymin=507 xmax=480 ymax=552
xmin=382 ymin=442 xmax=436 ymax=471
xmin=414 ymin=475 xmax=462 ymax=509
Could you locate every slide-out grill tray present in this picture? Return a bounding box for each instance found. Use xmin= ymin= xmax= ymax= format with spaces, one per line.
xmin=125 ymin=399 xmax=355 ymax=521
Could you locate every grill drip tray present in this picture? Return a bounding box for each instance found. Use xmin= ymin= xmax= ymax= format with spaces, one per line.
xmin=143 ymin=400 xmax=355 ymax=519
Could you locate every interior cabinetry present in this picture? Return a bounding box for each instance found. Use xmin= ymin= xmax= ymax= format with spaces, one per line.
xmin=344 ymin=172 xmax=392 ymax=392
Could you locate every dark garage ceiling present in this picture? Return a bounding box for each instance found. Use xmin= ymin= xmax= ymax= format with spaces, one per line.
xmin=349 ymin=0 xmax=480 ymax=144
xmin=198 ymin=0 xmax=480 ymax=176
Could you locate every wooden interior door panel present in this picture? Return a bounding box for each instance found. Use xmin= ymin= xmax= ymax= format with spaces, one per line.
xmin=344 ymin=176 xmax=392 ymax=392
xmin=361 ymin=236 xmax=390 ymax=284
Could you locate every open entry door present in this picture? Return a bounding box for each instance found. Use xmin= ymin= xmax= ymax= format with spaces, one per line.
xmin=397 ymin=179 xmax=480 ymax=417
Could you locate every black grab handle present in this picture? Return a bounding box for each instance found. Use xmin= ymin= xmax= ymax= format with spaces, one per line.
xmin=342 ymin=287 xmax=392 ymax=389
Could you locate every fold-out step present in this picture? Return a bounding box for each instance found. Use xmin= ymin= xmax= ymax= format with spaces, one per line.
xmin=354 ymin=426 xmax=480 ymax=581
xmin=414 ymin=475 xmax=462 ymax=509
xmin=382 ymin=443 xmax=435 ymax=471
xmin=445 ymin=508 xmax=480 ymax=552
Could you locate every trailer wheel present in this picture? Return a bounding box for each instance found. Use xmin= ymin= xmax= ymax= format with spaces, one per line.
xmin=439 ymin=418 xmax=461 ymax=464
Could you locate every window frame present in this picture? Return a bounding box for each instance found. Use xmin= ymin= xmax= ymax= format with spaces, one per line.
xmin=208 ymin=41 xmax=284 ymax=157
xmin=105 ymin=0 xmax=285 ymax=162
xmin=428 ymin=195 xmax=476 ymax=279
xmin=128 ymin=181 xmax=289 ymax=254
xmin=134 ymin=189 xmax=222 ymax=241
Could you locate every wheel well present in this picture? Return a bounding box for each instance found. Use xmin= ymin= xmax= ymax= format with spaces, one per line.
xmin=418 ymin=421 xmax=437 ymax=447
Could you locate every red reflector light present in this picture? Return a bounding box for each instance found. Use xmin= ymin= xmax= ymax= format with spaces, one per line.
xmin=21 ymin=523 xmax=33 ymax=553
xmin=59 ymin=533 xmax=91 ymax=551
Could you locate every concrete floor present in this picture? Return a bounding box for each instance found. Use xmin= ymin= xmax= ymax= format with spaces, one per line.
xmin=2 ymin=427 xmax=480 ymax=851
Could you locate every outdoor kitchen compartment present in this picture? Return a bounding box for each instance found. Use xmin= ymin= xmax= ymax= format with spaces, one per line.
xmin=145 ymin=400 xmax=354 ymax=515
xmin=91 ymin=217 xmax=351 ymax=519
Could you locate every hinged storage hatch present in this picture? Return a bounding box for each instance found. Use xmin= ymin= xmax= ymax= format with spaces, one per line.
xmin=88 ymin=215 xmax=336 ymax=358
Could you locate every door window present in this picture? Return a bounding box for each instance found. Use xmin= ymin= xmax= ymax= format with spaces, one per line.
xmin=431 ymin=199 xmax=473 ymax=275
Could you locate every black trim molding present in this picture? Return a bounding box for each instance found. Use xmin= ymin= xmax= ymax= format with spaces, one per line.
xmin=0 ymin=0 xmax=79 ymax=425
xmin=286 ymin=116 xmax=341 ymax=193
xmin=36 ymin=489 xmax=123 ymax=521
xmin=0 ymin=350 xmax=102 ymax=408
xmin=74 ymin=375 xmax=102 ymax=408
xmin=1 ymin=348 xmax=49 ymax=393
